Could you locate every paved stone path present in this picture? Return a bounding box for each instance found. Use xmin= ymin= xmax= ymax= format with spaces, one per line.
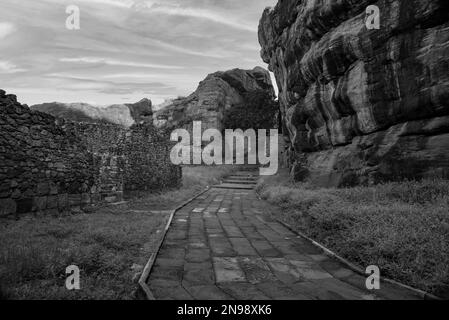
xmin=147 ymin=171 xmax=421 ymax=300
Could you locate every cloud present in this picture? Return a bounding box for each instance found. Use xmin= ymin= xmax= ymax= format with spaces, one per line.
xmin=76 ymin=0 xmax=135 ymax=8
xmin=0 ymin=0 xmax=277 ymax=106
xmin=144 ymin=38 xmax=235 ymax=59
xmin=0 ymin=22 xmax=16 ymax=39
xmin=144 ymin=3 xmax=256 ymax=32
xmin=44 ymin=72 xmax=175 ymax=95
xmin=0 ymin=61 xmax=27 ymax=74
xmin=60 ymin=57 xmax=184 ymax=69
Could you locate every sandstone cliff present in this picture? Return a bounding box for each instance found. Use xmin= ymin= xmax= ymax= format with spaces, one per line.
xmin=154 ymin=67 xmax=274 ymax=131
xmin=259 ymin=0 xmax=449 ymax=186
xmin=31 ymin=98 xmax=153 ymax=127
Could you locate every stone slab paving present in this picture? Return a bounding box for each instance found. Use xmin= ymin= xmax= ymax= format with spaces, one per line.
xmin=147 ymin=172 xmax=421 ymax=300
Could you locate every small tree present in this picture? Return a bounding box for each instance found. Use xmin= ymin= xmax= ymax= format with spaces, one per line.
xmin=223 ymin=90 xmax=278 ymax=132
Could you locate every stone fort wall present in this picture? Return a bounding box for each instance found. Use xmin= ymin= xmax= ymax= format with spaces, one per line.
xmin=0 ymin=90 xmax=181 ymax=218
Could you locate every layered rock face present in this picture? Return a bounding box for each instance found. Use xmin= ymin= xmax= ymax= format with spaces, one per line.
xmin=31 ymin=98 xmax=153 ymax=127
xmin=155 ymin=67 xmax=274 ymax=131
xmin=259 ymin=0 xmax=449 ymax=186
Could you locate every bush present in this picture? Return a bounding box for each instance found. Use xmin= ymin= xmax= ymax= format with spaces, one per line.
xmin=223 ymin=90 xmax=278 ymax=131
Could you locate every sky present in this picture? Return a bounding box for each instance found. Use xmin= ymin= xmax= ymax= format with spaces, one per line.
xmin=0 ymin=0 xmax=277 ymax=107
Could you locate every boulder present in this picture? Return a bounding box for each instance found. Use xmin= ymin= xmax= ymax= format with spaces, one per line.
xmin=259 ymin=0 xmax=449 ymax=186
xmin=126 ymin=98 xmax=153 ymax=124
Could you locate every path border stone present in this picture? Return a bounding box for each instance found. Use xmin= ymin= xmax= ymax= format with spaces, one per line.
xmin=272 ymin=217 xmax=442 ymax=300
xmin=138 ymin=187 xmax=211 ymax=300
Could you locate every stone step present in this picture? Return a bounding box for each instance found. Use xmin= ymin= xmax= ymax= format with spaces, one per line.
xmin=212 ymin=183 xmax=255 ymax=190
xmin=222 ymin=180 xmax=257 ymax=185
xmin=227 ymin=176 xmax=258 ymax=181
xmin=231 ymin=173 xmax=259 ymax=179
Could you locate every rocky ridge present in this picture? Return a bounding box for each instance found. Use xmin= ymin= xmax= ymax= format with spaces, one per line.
xmin=31 ymin=98 xmax=153 ymax=127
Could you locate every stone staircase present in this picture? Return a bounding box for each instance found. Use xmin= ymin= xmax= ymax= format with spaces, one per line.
xmin=213 ymin=170 xmax=259 ymax=190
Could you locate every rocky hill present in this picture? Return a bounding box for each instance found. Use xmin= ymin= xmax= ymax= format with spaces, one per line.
xmin=259 ymin=0 xmax=449 ymax=186
xmin=31 ymin=98 xmax=153 ymax=127
xmin=154 ymin=67 xmax=275 ymax=131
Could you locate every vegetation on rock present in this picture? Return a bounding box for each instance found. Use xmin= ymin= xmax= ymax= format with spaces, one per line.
xmin=223 ymin=90 xmax=278 ymax=132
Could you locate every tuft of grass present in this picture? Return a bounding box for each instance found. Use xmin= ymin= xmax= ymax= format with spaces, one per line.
xmin=257 ymin=170 xmax=449 ymax=298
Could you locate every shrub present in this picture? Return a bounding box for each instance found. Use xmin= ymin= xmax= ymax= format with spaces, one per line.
xmin=223 ymin=90 xmax=278 ymax=131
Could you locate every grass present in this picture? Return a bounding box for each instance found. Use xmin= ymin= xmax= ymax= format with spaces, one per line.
xmin=182 ymin=165 xmax=237 ymax=188
xmin=0 ymin=165 xmax=236 ymax=300
xmin=256 ymin=170 xmax=449 ymax=298
xmin=0 ymin=208 xmax=167 ymax=300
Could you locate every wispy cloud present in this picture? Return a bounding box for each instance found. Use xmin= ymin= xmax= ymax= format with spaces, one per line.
xmin=60 ymin=57 xmax=184 ymax=69
xmin=0 ymin=0 xmax=277 ymax=106
xmin=0 ymin=22 xmax=15 ymax=39
xmin=145 ymin=38 xmax=235 ymax=59
xmin=144 ymin=3 xmax=256 ymax=32
xmin=0 ymin=61 xmax=27 ymax=74
xmin=76 ymin=0 xmax=135 ymax=8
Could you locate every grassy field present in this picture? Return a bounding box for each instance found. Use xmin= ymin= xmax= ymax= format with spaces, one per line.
xmin=256 ymin=170 xmax=449 ymax=298
xmin=0 ymin=165 xmax=236 ymax=300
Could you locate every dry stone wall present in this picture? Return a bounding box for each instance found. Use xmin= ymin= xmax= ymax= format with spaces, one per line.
xmin=0 ymin=90 xmax=181 ymax=218
xmin=124 ymin=124 xmax=181 ymax=192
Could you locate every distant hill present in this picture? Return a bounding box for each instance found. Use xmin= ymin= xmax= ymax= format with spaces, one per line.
xmin=31 ymin=98 xmax=153 ymax=127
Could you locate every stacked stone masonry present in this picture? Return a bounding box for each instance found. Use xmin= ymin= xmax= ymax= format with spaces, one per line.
xmin=0 ymin=90 xmax=181 ymax=218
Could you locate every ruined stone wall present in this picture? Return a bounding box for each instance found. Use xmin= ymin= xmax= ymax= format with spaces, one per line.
xmin=0 ymin=90 xmax=181 ymax=218
xmin=0 ymin=91 xmax=100 ymax=216
xmin=124 ymin=124 xmax=181 ymax=192
xmin=66 ymin=121 xmax=127 ymax=204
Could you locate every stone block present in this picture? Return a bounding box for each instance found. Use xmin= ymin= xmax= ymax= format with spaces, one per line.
xmin=49 ymin=182 xmax=58 ymax=195
xmin=58 ymin=194 xmax=69 ymax=210
xmin=90 ymin=193 xmax=101 ymax=204
xmin=46 ymin=196 xmax=59 ymax=209
xmin=0 ymin=198 xmax=16 ymax=216
xmin=11 ymin=189 xmax=21 ymax=199
xmin=68 ymin=194 xmax=81 ymax=206
xmin=44 ymin=208 xmax=59 ymax=217
xmin=213 ymin=257 xmax=246 ymax=283
xmin=36 ymin=182 xmax=49 ymax=196
xmin=81 ymin=193 xmax=91 ymax=205
xmin=33 ymin=196 xmax=47 ymax=211
xmin=16 ymin=198 xmax=33 ymax=214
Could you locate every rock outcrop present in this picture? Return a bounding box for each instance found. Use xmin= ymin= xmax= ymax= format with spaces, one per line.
xmin=259 ymin=0 xmax=449 ymax=186
xmin=154 ymin=67 xmax=274 ymax=131
xmin=31 ymin=98 xmax=153 ymax=127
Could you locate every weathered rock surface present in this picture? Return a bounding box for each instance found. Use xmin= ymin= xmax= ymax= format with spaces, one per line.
xmin=154 ymin=67 xmax=274 ymax=131
xmin=31 ymin=98 xmax=153 ymax=127
xmin=259 ymin=0 xmax=449 ymax=186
